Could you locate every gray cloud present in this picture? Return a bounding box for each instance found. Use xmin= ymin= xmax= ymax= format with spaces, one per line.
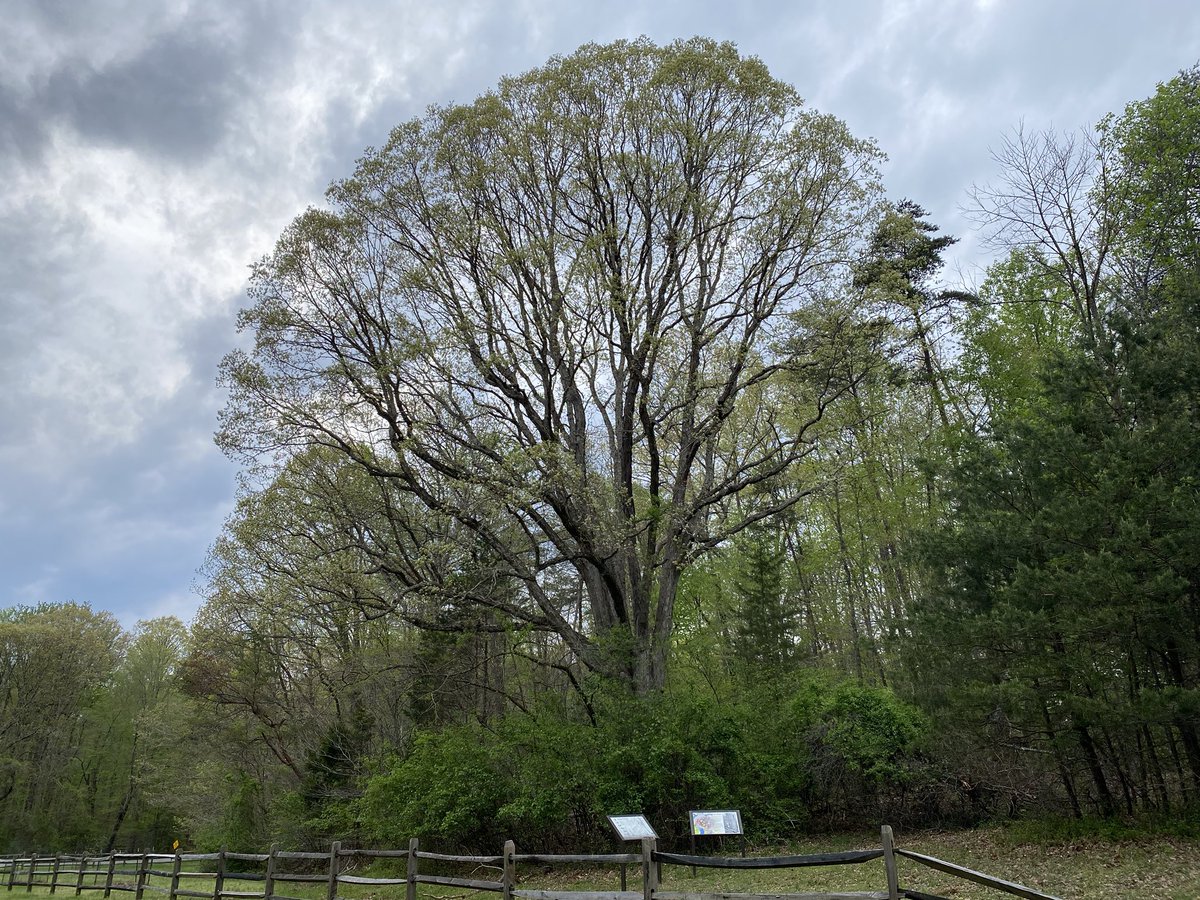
xmin=2 ymin=0 xmax=1199 ymax=627
xmin=2 ymin=1 xmax=304 ymax=164
xmin=43 ymin=30 xmax=242 ymax=162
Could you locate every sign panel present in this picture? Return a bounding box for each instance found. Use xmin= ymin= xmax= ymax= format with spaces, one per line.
xmin=689 ymin=809 xmax=743 ymax=836
xmin=607 ymin=814 xmax=657 ymax=841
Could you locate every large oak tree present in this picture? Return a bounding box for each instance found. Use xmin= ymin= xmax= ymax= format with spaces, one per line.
xmin=218 ymin=38 xmax=883 ymax=692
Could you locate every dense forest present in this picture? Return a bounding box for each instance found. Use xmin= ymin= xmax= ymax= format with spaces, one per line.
xmin=3 ymin=39 xmax=1198 ymax=855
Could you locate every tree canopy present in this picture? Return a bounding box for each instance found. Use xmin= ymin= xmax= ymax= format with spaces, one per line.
xmin=217 ymin=37 xmax=884 ymax=693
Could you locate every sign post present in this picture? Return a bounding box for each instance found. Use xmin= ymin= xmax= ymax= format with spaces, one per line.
xmin=606 ymin=816 xmax=658 ymax=895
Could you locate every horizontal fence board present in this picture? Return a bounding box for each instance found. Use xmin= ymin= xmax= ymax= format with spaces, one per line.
xmin=336 ymin=876 xmax=408 ymax=886
xmin=414 ymin=874 xmax=504 ymax=892
xmin=653 ymin=851 xmax=884 ymax=870
xmin=271 ymin=873 xmax=328 ymax=883
xmin=901 ymin=891 xmax=953 ymax=900
xmin=514 ymin=891 xmax=642 ymax=900
xmin=224 ymin=855 xmax=269 ymax=864
xmin=655 ymin=894 xmax=889 ymax=900
xmin=894 ymin=850 xmax=1061 ymax=900
xmin=175 ymin=889 xmax=223 ymax=898
xmin=274 ymin=852 xmax=328 ymax=861
xmin=338 ymin=850 xmax=408 ymax=860
xmin=181 ymin=855 xmax=222 ymax=863
xmin=218 ymin=891 xmax=266 ymax=898
xmin=415 ymin=852 xmax=503 ymax=865
xmin=514 ymin=855 xmax=639 ymax=866
xmin=107 ymin=886 xmax=136 ymax=893
xmin=221 ymin=872 xmax=265 ymax=883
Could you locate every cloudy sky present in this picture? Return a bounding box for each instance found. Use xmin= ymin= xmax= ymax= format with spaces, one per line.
xmin=2 ymin=0 xmax=1197 ymax=629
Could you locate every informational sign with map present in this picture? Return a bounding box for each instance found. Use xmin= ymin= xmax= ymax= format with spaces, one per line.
xmin=689 ymin=809 xmax=743 ymax=836
xmin=607 ymin=814 xmax=658 ymax=841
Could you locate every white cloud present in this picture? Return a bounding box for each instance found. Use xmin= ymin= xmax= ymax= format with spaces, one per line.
xmin=3 ymin=135 xmax=240 ymax=464
xmin=12 ymin=568 xmax=62 ymax=607
xmin=137 ymin=589 xmax=202 ymax=629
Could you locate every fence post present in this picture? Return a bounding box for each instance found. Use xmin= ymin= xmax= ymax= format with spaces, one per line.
xmin=73 ymin=856 xmax=86 ymax=896
xmin=27 ymin=854 xmax=39 ymax=894
xmin=103 ymin=854 xmax=116 ymax=898
xmin=134 ymin=854 xmax=148 ymax=900
xmin=640 ymin=838 xmax=657 ymax=900
xmin=404 ymin=839 xmax=418 ymax=900
xmin=880 ymin=825 xmax=899 ymax=900
xmin=263 ymin=845 xmax=277 ymax=900
xmin=213 ymin=848 xmax=226 ymax=900
xmin=326 ymin=841 xmax=341 ymax=900
xmin=50 ymin=854 xmax=62 ymax=895
xmin=501 ymin=840 xmax=515 ymax=900
xmin=168 ymin=851 xmax=182 ymax=900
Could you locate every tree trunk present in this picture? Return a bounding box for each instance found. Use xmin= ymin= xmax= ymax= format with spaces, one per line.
xmin=1075 ymin=723 xmax=1116 ymax=816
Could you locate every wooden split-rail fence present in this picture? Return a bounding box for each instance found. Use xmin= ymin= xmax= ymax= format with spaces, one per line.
xmin=0 ymin=826 xmax=1062 ymax=900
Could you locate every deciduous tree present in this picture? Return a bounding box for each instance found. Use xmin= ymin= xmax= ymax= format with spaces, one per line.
xmin=218 ymin=38 xmax=884 ymax=693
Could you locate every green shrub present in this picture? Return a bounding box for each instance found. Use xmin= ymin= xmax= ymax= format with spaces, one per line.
xmin=357 ymin=675 xmax=929 ymax=850
xmin=359 ymin=727 xmax=507 ymax=848
xmin=817 ymin=682 xmax=927 ymax=785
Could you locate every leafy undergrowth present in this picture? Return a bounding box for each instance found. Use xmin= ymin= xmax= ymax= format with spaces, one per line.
xmin=503 ymin=827 xmax=1200 ymax=900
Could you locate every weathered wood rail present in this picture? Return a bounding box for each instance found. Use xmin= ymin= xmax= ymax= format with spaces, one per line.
xmin=0 ymin=827 xmax=1062 ymax=900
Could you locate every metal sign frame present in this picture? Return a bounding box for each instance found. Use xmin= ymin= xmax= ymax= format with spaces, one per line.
xmin=688 ymin=810 xmax=743 ymax=836
xmin=606 ymin=814 xmax=657 ymax=842
xmin=687 ymin=809 xmax=745 ymax=869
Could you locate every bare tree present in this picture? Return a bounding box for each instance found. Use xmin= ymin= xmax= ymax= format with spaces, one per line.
xmin=968 ymin=125 xmax=1119 ymax=347
xmin=218 ymin=38 xmax=883 ymax=693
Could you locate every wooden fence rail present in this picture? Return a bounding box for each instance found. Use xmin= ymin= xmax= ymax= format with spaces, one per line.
xmin=0 ymin=827 xmax=1063 ymax=900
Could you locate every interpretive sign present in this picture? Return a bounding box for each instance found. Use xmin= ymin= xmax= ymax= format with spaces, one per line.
xmin=689 ymin=809 xmax=743 ymax=836
xmin=606 ymin=814 xmax=657 ymax=841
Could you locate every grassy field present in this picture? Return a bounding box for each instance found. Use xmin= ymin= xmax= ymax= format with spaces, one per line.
xmin=426 ymin=827 xmax=1199 ymax=900
xmin=511 ymin=828 xmax=1200 ymax=900
xmin=674 ymin=827 xmax=1200 ymax=899
xmin=886 ymin=827 xmax=1200 ymax=899
xmin=9 ymin=828 xmax=1200 ymax=900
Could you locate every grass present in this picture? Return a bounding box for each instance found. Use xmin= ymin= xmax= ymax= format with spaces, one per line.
xmin=511 ymin=827 xmax=1200 ymax=900
xmin=7 ymin=827 xmax=1200 ymax=900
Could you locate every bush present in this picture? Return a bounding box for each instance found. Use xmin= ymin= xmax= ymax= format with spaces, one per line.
xmin=359 ymin=727 xmax=508 ymax=848
xmin=803 ymin=681 xmax=929 ymax=824
xmin=357 ymin=676 xmax=929 ymax=850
